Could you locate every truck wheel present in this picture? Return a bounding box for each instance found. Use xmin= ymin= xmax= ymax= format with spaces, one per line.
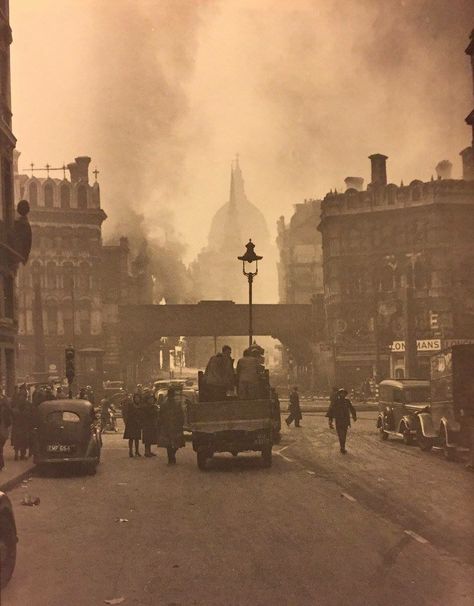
xmin=261 ymin=446 xmax=272 ymax=468
xmin=197 ymin=451 xmax=208 ymax=470
xmin=0 ymin=514 xmax=17 ymax=589
xmin=440 ymin=426 xmax=456 ymax=461
xmin=402 ymin=424 xmax=413 ymax=446
xmin=416 ymin=426 xmax=433 ymax=452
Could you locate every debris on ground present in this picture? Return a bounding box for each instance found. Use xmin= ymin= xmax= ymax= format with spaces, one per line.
xmin=115 ymin=518 xmax=129 ymax=523
xmin=21 ymin=495 xmax=40 ymax=506
xmin=104 ymin=598 xmax=125 ymax=605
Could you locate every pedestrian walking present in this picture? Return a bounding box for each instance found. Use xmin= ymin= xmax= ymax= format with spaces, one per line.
xmin=157 ymin=388 xmax=185 ymax=464
xmin=286 ymin=386 xmax=302 ymax=427
xmin=11 ymin=385 xmax=33 ymax=460
xmin=236 ymin=348 xmax=263 ymax=400
xmin=122 ymin=392 xmax=142 ymax=457
xmin=326 ymin=388 xmax=357 ymax=454
xmin=0 ymin=393 xmax=12 ymax=471
xmin=204 ymin=345 xmax=235 ymax=401
xmin=141 ymin=391 xmax=158 ymax=457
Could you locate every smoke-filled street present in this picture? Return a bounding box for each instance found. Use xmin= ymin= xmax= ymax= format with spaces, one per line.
xmin=3 ymin=415 xmax=473 ymax=606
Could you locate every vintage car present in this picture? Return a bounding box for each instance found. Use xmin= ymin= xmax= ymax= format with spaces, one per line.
xmin=376 ymin=379 xmax=430 ymax=445
xmin=32 ymin=399 xmax=101 ymax=474
xmin=0 ymin=491 xmax=18 ymax=588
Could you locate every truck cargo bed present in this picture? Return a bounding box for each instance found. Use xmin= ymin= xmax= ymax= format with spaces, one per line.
xmin=188 ymin=399 xmax=273 ymax=433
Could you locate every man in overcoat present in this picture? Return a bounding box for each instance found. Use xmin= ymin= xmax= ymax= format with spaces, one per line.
xmin=326 ymin=388 xmax=357 ymax=454
xmin=286 ymin=386 xmax=302 ymax=427
xmin=157 ymin=388 xmax=185 ymax=464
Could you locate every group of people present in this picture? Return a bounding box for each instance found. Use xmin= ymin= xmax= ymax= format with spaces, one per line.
xmin=122 ymin=386 xmax=185 ymax=464
xmin=203 ymin=344 xmax=267 ymax=401
xmin=0 ymin=384 xmax=35 ymax=468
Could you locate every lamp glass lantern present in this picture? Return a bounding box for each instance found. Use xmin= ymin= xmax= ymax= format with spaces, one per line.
xmin=237 ymin=239 xmax=263 ymax=347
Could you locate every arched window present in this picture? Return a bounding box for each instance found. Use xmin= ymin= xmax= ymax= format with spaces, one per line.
xmin=78 ymin=262 xmax=91 ymax=291
xmin=78 ymin=300 xmax=91 ymax=335
xmin=62 ymin=262 xmax=75 ymax=292
xmin=46 ymin=262 xmax=57 ymax=289
xmin=29 ymin=182 xmax=38 ymax=206
xmin=31 ymin=260 xmax=42 ymax=288
xmin=77 ymin=185 xmax=87 ymax=209
xmin=60 ymin=184 xmax=70 ymax=208
xmin=44 ymin=182 xmax=54 ymax=207
xmin=46 ymin=302 xmax=58 ymax=336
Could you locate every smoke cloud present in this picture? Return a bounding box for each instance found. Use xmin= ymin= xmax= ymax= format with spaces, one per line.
xmin=11 ymin=1 xmax=474 ymax=302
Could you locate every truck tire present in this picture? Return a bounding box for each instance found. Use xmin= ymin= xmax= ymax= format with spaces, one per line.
xmin=261 ymin=445 xmax=272 ymax=468
xmin=197 ymin=450 xmax=208 ymax=470
xmin=0 ymin=514 xmax=17 ymax=589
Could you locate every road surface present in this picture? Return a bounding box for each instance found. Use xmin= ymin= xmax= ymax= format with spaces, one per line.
xmin=3 ymin=413 xmax=473 ymax=606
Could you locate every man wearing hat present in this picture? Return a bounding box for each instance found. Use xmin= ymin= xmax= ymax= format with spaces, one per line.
xmin=326 ymin=388 xmax=357 ymax=454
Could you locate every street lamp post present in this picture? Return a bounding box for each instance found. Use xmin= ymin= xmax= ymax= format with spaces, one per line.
xmin=238 ymin=239 xmax=263 ymax=348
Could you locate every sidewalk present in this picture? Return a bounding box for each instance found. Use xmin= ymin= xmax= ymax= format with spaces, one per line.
xmin=0 ymin=450 xmax=36 ymax=492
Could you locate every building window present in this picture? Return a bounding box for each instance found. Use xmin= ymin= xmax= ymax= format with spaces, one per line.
xmin=2 ymin=157 xmax=12 ymax=225
xmin=46 ymin=305 xmax=58 ymax=336
xmin=44 ymin=182 xmax=54 ymax=207
xmin=31 ymin=261 xmax=43 ymax=288
xmin=77 ymin=185 xmax=87 ymax=209
xmin=29 ymin=182 xmax=38 ymax=206
xmin=4 ymin=275 xmax=14 ymax=319
xmin=78 ymin=262 xmax=91 ymax=291
xmin=60 ymin=184 xmax=70 ymax=208
xmin=46 ymin=262 xmax=57 ymax=289
xmin=78 ymin=301 xmax=91 ymax=335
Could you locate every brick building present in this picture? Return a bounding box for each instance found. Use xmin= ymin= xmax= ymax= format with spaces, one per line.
xmin=0 ymin=1 xmax=31 ymax=395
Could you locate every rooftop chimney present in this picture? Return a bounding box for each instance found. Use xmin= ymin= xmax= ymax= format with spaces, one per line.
xmin=344 ymin=176 xmax=364 ymax=191
xmin=435 ymin=160 xmax=453 ymax=180
xmin=75 ymin=156 xmax=91 ymax=183
xmin=369 ymin=154 xmax=388 ymax=186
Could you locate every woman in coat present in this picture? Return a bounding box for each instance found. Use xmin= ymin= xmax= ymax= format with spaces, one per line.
xmin=122 ymin=392 xmax=142 ymax=457
xmin=141 ymin=391 xmax=158 ymax=457
xmin=11 ymin=385 xmax=33 ymax=460
xmin=157 ymin=388 xmax=185 ymax=464
xmin=326 ymin=388 xmax=357 ymax=454
xmin=0 ymin=394 xmax=12 ymax=471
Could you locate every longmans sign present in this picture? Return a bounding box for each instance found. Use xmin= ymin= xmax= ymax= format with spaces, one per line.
xmin=391 ymin=339 xmax=474 ymax=353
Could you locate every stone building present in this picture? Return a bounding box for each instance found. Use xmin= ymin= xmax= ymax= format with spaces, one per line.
xmin=319 ymin=152 xmax=474 ymax=387
xmin=276 ymin=199 xmax=323 ymax=304
xmin=15 ymin=155 xmax=106 ymax=380
xmin=0 ymin=1 xmax=31 ymax=395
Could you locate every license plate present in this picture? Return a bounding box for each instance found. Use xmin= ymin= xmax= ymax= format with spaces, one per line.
xmin=47 ymin=444 xmax=74 ymax=453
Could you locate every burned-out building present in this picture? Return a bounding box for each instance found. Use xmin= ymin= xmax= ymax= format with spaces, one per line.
xmin=276 ymin=199 xmax=323 ymax=305
xmin=0 ymin=1 xmax=31 ymax=395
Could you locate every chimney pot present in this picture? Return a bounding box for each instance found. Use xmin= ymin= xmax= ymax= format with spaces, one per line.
xmin=344 ymin=176 xmax=364 ymax=191
xmin=369 ymin=153 xmax=388 ymax=186
xmin=74 ymin=156 xmax=91 ymax=183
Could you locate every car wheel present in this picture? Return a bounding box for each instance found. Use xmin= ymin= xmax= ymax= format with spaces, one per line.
xmin=261 ymin=445 xmax=272 ymax=468
xmin=402 ymin=424 xmax=413 ymax=446
xmin=197 ymin=450 xmax=208 ymax=470
xmin=0 ymin=514 xmax=17 ymax=589
xmin=416 ymin=425 xmax=433 ymax=452
xmin=440 ymin=426 xmax=456 ymax=461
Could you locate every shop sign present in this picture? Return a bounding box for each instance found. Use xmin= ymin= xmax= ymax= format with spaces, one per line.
xmin=391 ymin=339 xmax=441 ymax=352
xmin=442 ymin=339 xmax=474 ymax=348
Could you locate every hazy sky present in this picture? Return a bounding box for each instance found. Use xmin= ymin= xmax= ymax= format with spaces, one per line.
xmin=11 ymin=0 xmax=474 ymax=265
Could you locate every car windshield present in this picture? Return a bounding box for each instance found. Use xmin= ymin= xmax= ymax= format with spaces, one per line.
xmin=404 ymin=388 xmax=430 ymax=403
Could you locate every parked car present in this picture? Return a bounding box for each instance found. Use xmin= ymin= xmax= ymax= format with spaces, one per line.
xmin=376 ymin=379 xmax=430 ymax=445
xmin=32 ymin=399 xmax=101 ymax=475
xmin=0 ymin=491 xmax=18 ymax=588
